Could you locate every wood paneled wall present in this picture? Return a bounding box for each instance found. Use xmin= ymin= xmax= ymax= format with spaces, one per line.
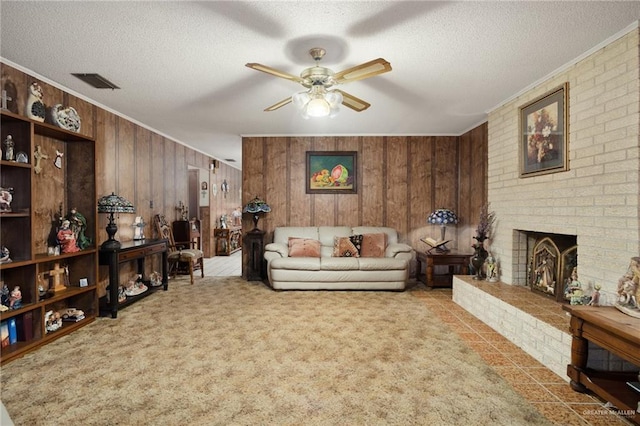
xmin=2 ymin=62 xmax=242 ymax=293
xmin=242 ymin=127 xmax=487 ymax=276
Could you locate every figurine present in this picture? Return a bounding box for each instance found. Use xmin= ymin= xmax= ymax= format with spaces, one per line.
xmin=150 ymin=271 xmax=163 ymax=287
xmin=66 ymin=207 xmax=91 ymax=250
xmin=44 ymin=310 xmax=62 ymax=333
xmin=0 ymin=283 xmax=9 ymax=308
xmin=0 ymin=187 xmax=13 ymax=212
xmin=0 ymin=246 xmax=11 ymax=264
xmin=33 ymin=145 xmax=48 ymax=174
xmin=232 ymin=207 xmax=242 ymax=226
xmin=132 ymin=216 xmax=145 ymax=240
xmin=57 ymin=219 xmax=80 ymax=253
xmin=615 ymin=257 xmax=640 ymax=318
xmin=25 ymin=82 xmax=45 ymax=122
xmin=564 ymin=267 xmax=585 ymax=305
xmin=3 ymin=135 xmax=15 ymax=161
xmin=588 ymin=284 xmax=601 ymax=306
xmin=9 ymin=286 xmax=22 ymax=309
xmin=485 ymin=253 xmax=498 ymax=282
xmin=46 ymin=104 xmax=81 ymax=132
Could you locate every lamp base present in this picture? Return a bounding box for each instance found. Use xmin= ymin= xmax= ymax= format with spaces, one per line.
xmin=101 ymin=239 xmax=121 ymax=250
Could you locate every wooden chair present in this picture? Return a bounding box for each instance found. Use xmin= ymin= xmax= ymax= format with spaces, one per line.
xmin=154 ymin=214 xmax=204 ymax=284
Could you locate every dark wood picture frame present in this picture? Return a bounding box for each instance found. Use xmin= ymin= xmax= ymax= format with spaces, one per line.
xmin=306 ymin=151 xmax=357 ymax=194
xmin=519 ymin=83 xmax=569 ymax=177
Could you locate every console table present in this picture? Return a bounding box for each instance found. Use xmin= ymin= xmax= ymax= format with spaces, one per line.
xmin=99 ymin=239 xmax=168 ymax=318
xmin=214 ymin=227 xmax=242 ymax=255
xmin=564 ymin=305 xmax=640 ymax=425
xmin=416 ymin=251 xmax=470 ymax=288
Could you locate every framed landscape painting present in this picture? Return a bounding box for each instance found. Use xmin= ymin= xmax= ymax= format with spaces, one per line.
xmin=306 ymin=151 xmax=357 ymax=194
xmin=519 ymin=83 xmax=569 ymax=177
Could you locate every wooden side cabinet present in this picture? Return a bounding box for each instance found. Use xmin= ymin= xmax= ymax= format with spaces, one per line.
xmin=564 ymin=305 xmax=640 ymax=425
xmin=214 ymin=227 xmax=242 ymax=256
xmin=416 ymin=251 xmax=470 ymax=288
xmin=244 ymin=230 xmax=265 ymax=281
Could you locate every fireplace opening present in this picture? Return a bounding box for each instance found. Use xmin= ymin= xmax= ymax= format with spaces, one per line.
xmin=523 ymin=231 xmax=577 ymax=303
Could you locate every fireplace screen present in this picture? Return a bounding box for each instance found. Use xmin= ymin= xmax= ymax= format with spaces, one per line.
xmin=527 ymin=234 xmax=577 ymax=302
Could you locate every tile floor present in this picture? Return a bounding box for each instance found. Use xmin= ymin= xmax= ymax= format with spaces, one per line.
xmin=201 ymin=254 xmax=634 ymax=425
xmin=411 ymin=284 xmax=635 ymax=426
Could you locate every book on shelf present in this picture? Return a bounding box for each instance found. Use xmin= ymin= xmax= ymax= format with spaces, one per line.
xmin=16 ymin=311 xmax=33 ymax=341
xmin=421 ymin=237 xmax=451 ymax=248
xmin=8 ymin=318 xmax=17 ymax=344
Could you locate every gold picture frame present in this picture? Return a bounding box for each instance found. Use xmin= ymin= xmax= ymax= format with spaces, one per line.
xmin=519 ymin=83 xmax=569 ymax=177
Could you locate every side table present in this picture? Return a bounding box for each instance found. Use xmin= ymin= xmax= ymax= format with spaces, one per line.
xmin=244 ymin=229 xmax=266 ymax=281
xmin=416 ymin=251 xmax=470 ymax=288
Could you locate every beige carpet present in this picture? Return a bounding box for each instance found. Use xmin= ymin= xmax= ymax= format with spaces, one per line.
xmin=1 ymin=276 xmax=551 ymax=426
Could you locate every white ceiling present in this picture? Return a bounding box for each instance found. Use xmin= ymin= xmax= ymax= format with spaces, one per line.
xmin=1 ymin=1 xmax=639 ymax=168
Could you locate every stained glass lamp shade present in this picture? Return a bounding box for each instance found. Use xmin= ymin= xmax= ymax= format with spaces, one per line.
xmin=97 ymin=192 xmax=135 ymax=249
xmin=243 ymin=197 xmax=271 ymax=231
xmin=427 ymin=208 xmax=458 ymax=243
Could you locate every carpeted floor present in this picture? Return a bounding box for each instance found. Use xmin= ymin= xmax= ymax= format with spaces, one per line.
xmin=1 ymin=276 xmax=552 ymax=425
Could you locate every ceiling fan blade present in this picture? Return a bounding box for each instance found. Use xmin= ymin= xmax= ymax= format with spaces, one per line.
xmin=333 ymin=58 xmax=392 ymax=83
xmin=335 ymin=89 xmax=371 ymax=112
xmin=245 ymin=63 xmax=303 ymax=83
xmin=264 ymin=97 xmax=292 ymax=112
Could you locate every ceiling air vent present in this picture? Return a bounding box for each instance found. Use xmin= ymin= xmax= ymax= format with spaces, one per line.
xmin=71 ymin=73 xmax=120 ymax=90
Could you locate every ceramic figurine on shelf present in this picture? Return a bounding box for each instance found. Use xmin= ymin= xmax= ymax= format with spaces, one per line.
xmin=485 ymin=253 xmax=498 ymax=282
xmin=25 ymin=82 xmax=45 ymax=122
xmin=0 ymin=187 xmax=13 ymax=212
xmin=46 ymin=103 xmax=81 ymax=132
xmin=3 ymin=135 xmax=15 ymax=161
xmin=0 ymin=246 xmax=11 ymax=264
xmin=0 ymin=283 xmax=9 ymax=309
xmin=9 ymin=286 xmax=22 ymax=309
xmin=57 ymin=219 xmax=80 ymax=253
xmin=66 ymin=207 xmax=91 ymax=250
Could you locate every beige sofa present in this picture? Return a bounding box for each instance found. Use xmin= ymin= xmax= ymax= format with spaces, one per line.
xmin=264 ymin=226 xmax=414 ymax=290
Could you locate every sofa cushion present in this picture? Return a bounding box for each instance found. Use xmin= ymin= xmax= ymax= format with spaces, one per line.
xmin=288 ymin=238 xmax=321 ymax=258
xmin=321 ymin=257 xmax=360 ymax=270
xmin=332 ymin=236 xmax=360 ymax=257
xmin=358 ymin=258 xmax=408 ymax=270
xmin=318 ymin=226 xmax=352 ymax=248
xmin=360 ymin=233 xmax=387 ymax=257
xmin=352 ymin=226 xmax=398 ymax=245
xmin=270 ymin=257 xmax=320 ymax=271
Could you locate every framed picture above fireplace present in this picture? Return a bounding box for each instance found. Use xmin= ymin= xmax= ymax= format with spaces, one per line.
xmin=519 ymin=83 xmax=569 ymax=177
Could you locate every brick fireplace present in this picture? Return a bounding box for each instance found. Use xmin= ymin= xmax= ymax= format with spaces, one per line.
xmin=453 ymin=27 xmax=639 ymax=377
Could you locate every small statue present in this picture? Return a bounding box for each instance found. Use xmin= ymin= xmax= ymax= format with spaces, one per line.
xmin=0 ymin=187 xmax=13 ymax=212
xmin=485 ymin=253 xmax=498 ymax=282
xmin=3 ymin=135 xmax=15 ymax=161
xmin=25 ymin=82 xmax=45 ymax=122
xmin=66 ymin=207 xmax=91 ymax=250
xmin=0 ymin=283 xmax=9 ymax=308
xmin=45 ymin=310 xmax=62 ymax=333
xmin=9 ymin=285 xmax=22 ymax=309
xmin=57 ymin=219 xmax=80 ymax=253
xmin=588 ymin=284 xmax=601 ymax=306
xmin=0 ymin=246 xmax=11 ymax=264
xmin=232 ymin=207 xmax=242 ymax=227
xmin=564 ymin=267 xmax=585 ymax=305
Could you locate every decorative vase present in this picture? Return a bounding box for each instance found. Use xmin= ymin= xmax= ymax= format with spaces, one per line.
xmin=471 ymin=240 xmax=488 ymax=280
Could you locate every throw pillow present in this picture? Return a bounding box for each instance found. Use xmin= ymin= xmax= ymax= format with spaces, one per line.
xmin=332 ymin=236 xmax=360 ymax=257
xmin=349 ymin=234 xmax=363 ymax=256
xmin=361 ymin=233 xmax=387 ymax=257
xmin=288 ymin=237 xmax=321 ymax=258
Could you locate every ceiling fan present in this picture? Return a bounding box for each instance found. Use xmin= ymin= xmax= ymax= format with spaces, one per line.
xmin=246 ymin=47 xmax=391 ymax=117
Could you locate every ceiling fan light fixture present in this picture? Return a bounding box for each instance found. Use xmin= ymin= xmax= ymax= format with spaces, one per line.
xmin=293 ymin=86 xmax=342 ymax=119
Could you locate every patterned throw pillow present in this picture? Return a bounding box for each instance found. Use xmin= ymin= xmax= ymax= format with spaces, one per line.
xmin=360 ymin=233 xmax=387 ymax=257
xmin=288 ymin=238 xmax=321 ymax=257
xmin=332 ymin=236 xmax=360 ymax=257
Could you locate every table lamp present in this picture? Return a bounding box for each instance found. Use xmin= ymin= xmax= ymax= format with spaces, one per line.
xmin=426 ymin=208 xmax=458 ymax=252
xmin=242 ymin=197 xmax=271 ymax=231
xmin=97 ymin=192 xmax=135 ymax=249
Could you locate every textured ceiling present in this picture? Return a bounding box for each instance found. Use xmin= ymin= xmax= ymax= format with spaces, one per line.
xmin=1 ymin=1 xmax=639 ymax=168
